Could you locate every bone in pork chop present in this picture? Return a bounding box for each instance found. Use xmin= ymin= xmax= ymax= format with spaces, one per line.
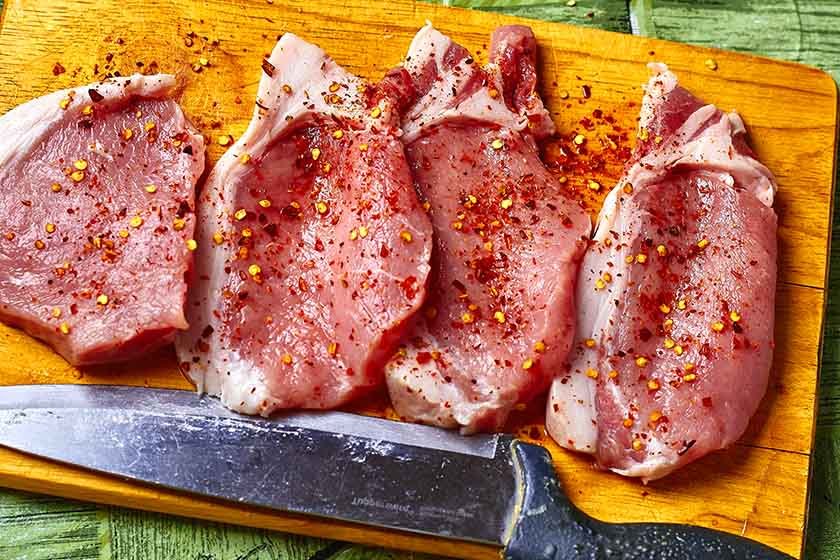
xmin=0 ymin=75 xmax=204 ymax=365
xmin=384 ymin=25 xmax=590 ymax=433
xmin=176 ymin=34 xmax=433 ymax=414
xmin=547 ymin=64 xmax=778 ymax=480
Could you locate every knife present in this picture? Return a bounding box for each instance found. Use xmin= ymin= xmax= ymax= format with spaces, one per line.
xmin=0 ymin=384 xmax=791 ymax=559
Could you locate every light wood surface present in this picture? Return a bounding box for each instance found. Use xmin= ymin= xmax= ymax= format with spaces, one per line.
xmin=0 ymin=0 xmax=835 ymax=558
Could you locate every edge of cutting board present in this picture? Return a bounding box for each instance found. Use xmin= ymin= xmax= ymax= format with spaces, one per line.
xmin=801 ymin=81 xmax=839 ymax=554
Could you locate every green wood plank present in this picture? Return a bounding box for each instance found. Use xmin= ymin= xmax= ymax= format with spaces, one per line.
xmin=0 ymin=489 xmax=105 ymax=560
xmin=108 ymin=508 xmax=328 ymax=560
xmin=434 ymin=0 xmax=631 ymax=32
xmin=807 ymin=426 xmax=840 ymax=557
xmin=629 ymin=0 xmax=840 ymax=79
xmin=107 ymin=507 xmax=442 ymax=560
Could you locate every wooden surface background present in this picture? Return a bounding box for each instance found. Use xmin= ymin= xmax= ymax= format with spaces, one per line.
xmin=0 ymin=0 xmax=837 ymax=559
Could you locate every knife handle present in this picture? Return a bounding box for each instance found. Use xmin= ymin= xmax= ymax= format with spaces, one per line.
xmin=503 ymin=441 xmax=794 ymax=560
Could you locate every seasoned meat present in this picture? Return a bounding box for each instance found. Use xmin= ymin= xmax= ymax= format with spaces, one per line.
xmin=0 ymin=75 xmax=204 ymax=365
xmin=547 ymin=64 xmax=778 ymax=480
xmin=385 ymin=25 xmax=590 ymax=433
xmin=176 ymin=34 xmax=432 ymax=413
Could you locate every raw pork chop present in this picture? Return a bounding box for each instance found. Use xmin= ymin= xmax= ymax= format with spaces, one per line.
xmin=547 ymin=63 xmax=777 ymax=480
xmin=0 ymin=75 xmax=204 ymax=365
xmin=176 ymin=34 xmax=432 ymax=414
xmin=385 ymin=25 xmax=590 ymax=433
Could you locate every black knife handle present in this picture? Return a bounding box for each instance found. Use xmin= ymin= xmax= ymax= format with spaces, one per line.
xmin=504 ymin=441 xmax=794 ymax=560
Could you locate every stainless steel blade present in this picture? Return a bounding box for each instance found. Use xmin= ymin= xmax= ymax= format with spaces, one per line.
xmin=0 ymin=384 xmax=516 ymax=545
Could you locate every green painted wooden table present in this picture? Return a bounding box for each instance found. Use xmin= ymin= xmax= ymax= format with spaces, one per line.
xmin=1 ymin=1 xmax=838 ymax=558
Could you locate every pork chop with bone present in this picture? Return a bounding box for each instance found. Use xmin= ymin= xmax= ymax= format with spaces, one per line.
xmin=0 ymin=75 xmax=204 ymax=365
xmin=176 ymin=34 xmax=433 ymax=413
xmin=547 ymin=63 xmax=778 ymax=480
xmin=385 ymin=24 xmax=590 ymax=433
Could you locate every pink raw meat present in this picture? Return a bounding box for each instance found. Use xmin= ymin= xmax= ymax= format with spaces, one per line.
xmin=176 ymin=34 xmax=433 ymax=414
xmin=547 ymin=63 xmax=778 ymax=480
xmin=385 ymin=25 xmax=590 ymax=433
xmin=0 ymin=75 xmax=204 ymax=365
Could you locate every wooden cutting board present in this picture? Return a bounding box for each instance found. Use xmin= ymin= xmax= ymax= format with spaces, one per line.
xmin=0 ymin=0 xmax=835 ymax=557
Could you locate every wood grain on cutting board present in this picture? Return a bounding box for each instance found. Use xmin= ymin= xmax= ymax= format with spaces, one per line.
xmin=0 ymin=0 xmax=835 ymax=558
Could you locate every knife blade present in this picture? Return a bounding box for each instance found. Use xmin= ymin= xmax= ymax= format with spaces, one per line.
xmin=0 ymin=384 xmax=792 ymax=559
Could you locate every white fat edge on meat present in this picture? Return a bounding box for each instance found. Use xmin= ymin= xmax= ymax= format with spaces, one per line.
xmin=209 ymin=351 xmax=275 ymax=415
xmin=640 ymin=63 xmax=776 ymax=206
xmin=384 ymin=332 xmax=506 ymax=434
xmin=0 ymin=74 xmax=176 ymax=172
xmin=175 ymin=33 xmax=383 ymax=411
xmin=548 ymin=62 xmax=778 ymax=470
xmin=385 ymin=333 xmax=460 ymax=431
xmin=611 ymin=438 xmax=678 ymax=482
xmin=400 ymin=23 xmax=537 ymax=144
xmin=637 ymin=62 xmax=677 ymax=132
xmin=545 ymin=177 xmax=627 ymax=453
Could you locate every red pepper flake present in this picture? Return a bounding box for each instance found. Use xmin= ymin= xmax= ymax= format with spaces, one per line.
xmin=261 ymin=58 xmax=276 ymax=77
xmin=416 ymin=351 xmax=432 ymax=365
xmin=400 ymin=276 xmax=418 ymax=300
xmin=52 ymin=62 xmax=66 ymax=76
